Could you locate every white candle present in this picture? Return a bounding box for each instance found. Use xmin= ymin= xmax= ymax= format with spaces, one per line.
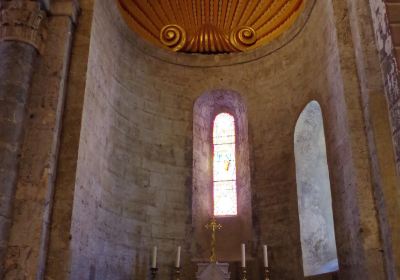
xmin=241 ymin=243 xmax=246 ymax=267
xmin=263 ymin=245 xmax=268 ymax=267
xmin=152 ymin=246 xmax=157 ymax=268
xmin=175 ymin=246 xmax=181 ymax=267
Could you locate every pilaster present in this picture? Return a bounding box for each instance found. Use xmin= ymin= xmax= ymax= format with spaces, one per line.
xmin=0 ymin=0 xmax=80 ymax=278
xmin=322 ymin=0 xmax=389 ymax=278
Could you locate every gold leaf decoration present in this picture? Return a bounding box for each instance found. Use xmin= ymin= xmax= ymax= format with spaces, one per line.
xmin=117 ymin=0 xmax=306 ymax=54
xmin=160 ymin=24 xmax=186 ymax=51
xmin=230 ymin=26 xmax=257 ymax=51
xmin=183 ymin=23 xmax=236 ymax=53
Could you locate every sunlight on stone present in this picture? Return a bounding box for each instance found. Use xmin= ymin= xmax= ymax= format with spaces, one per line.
xmin=295 ymin=101 xmax=338 ymax=276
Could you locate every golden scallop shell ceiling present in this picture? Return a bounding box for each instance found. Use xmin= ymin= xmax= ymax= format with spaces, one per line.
xmin=117 ymin=0 xmax=306 ymax=54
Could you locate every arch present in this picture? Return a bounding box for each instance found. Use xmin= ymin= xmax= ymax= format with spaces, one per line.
xmin=294 ymin=101 xmax=338 ymax=276
xmin=192 ymin=90 xmax=252 ymax=261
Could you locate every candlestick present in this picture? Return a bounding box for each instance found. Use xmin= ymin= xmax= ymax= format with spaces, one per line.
xmin=173 ymin=266 xmax=181 ymax=280
xmin=150 ymin=267 xmax=158 ymax=279
xmin=152 ymin=246 xmax=157 ymax=269
xmin=263 ymin=245 xmax=268 ymax=267
xmin=175 ymin=246 xmax=181 ymax=268
xmin=240 ymin=266 xmax=248 ymax=280
xmin=241 ymin=243 xmax=246 ymax=267
xmin=264 ymin=266 xmax=271 ymax=280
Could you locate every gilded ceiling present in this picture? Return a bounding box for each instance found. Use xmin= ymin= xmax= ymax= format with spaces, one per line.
xmin=117 ymin=0 xmax=306 ymax=54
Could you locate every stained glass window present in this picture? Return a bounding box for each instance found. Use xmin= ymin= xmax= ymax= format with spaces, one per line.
xmin=213 ymin=113 xmax=237 ymax=216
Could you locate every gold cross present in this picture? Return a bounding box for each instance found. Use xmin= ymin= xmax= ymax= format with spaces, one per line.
xmin=205 ymin=217 xmax=222 ymax=263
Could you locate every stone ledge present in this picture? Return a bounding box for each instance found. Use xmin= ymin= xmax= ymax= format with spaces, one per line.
xmin=49 ymin=1 xmax=79 ymax=24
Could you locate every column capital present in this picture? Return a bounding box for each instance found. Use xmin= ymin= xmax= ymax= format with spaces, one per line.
xmin=0 ymin=1 xmax=47 ymax=54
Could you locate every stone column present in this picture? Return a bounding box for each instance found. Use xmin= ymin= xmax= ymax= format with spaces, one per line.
xmin=0 ymin=0 xmax=46 ymax=276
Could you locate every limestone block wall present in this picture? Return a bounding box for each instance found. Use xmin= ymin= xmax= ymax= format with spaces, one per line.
xmin=367 ymin=0 xmax=400 ymax=277
xmin=70 ymin=0 xmax=394 ymax=279
xmin=369 ymin=0 xmax=400 ymax=171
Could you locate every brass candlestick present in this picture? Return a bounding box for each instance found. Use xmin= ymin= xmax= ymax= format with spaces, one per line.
xmin=205 ymin=217 xmax=222 ymax=262
xmin=264 ymin=267 xmax=271 ymax=280
xmin=174 ymin=266 xmax=181 ymax=280
xmin=240 ymin=267 xmax=248 ymax=280
xmin=150 ymin=267 xmax=158 ymax=279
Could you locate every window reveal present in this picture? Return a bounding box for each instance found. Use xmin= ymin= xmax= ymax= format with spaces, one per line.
xmin=213 ymin=113 xmax=237 ymax=216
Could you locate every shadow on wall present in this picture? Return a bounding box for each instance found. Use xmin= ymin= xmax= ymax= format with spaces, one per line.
xmin=294 ymin=101 xmax=338 ymax=276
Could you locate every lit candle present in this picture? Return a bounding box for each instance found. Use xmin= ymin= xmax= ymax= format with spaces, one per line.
xmin=263 ymin=245 xmax=268 ymax=267
xmin=241 ymin=243 xmax=246 ymax=267
xmin=152 ymin=246 xmax=157 ymax=268
xmin=175 ymin=246 xmax=181 ymax=268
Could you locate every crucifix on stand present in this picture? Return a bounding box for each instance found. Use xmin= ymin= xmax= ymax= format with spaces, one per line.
xmin=196 ymin=217 xmax=230 ymax=279
xmin=205 ymin=217 xmax=222 ymax=263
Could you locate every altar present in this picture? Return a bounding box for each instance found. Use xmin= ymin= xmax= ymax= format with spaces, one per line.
xmin=196 ymin=263 xmax=230 ymax=280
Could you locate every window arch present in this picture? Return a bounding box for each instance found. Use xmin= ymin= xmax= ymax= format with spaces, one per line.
xmin=213 ymin=113 xmax=237 ymax=216
xmin=294 ymin=101 xmax=338 ymax=276
xmin=192 ymin=90 xmax=252 ymax=261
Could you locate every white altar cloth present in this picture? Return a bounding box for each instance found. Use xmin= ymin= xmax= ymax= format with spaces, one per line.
xmin=196 ymin=262 xmax=230 ymax=280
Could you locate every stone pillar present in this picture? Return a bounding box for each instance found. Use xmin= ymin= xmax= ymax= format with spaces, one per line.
xmin=325 ymin=0 xmax=392 ymax=279
xmin=0 ymin=0 xmax=46 ymax=276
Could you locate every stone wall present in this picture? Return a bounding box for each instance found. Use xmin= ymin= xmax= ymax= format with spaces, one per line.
xmin=386 ymin=1 xmax=400 ymax=68
xmin=0 ymin=0 xmax=398 ymax=279
xmin=69 ymin=0 xmax=394 ymax=279
xmin=369 ymin=0 xmax=400 ymax=171
xmin=365 ymin=0 xmax=400 ymax=278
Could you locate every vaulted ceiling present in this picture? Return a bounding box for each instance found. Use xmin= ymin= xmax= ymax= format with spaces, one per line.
xmin=117 ymin=0 xmax=306 ymax=54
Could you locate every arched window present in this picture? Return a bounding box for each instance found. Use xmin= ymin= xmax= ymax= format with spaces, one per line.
xmin=192 ymin=90 xmax=252 ymax=261
xmin=294 ymin=101 xmax=338 ymax=276
xmin=213 ymin=113 xmax=237 ymax=216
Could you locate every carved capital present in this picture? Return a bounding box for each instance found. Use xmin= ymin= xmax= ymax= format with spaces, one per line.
xmin=0 ymin=1 xmax=47 ymax=54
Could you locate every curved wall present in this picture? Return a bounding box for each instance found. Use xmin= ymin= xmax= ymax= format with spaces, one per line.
xmin=70 ymin=0 xmax=387 ymax=279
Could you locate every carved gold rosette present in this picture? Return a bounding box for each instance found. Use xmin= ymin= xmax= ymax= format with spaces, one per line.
xmin=117 ymin=0 xmax=305 ymax=54
xmin=0 ymin=1 xmax=47 ymax=54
